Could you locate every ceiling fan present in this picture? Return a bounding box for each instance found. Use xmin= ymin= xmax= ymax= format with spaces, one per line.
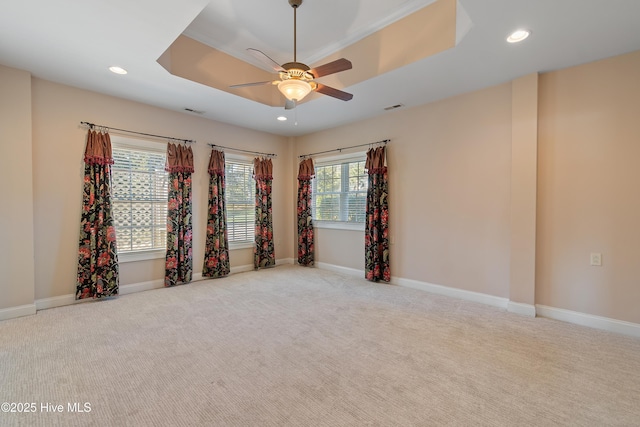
xmin=230 ymin=0 xmax=353 ymax=110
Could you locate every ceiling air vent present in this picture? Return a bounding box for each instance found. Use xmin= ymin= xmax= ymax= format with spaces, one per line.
xmin=384 ymin=104 xmax=405 ymax=111
xmin=184 ymin=108 xmax=205 ymax=114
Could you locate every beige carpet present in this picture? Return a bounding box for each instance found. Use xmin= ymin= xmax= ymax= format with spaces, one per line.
xmin=1 ymin=264 xmax=639 ymax=426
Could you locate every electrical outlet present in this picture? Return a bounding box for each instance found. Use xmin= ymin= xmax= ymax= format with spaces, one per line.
xmin=590 ymin=253 xmax=602 ymax=266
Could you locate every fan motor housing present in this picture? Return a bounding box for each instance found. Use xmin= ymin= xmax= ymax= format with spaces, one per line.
xmin=280 ymin=62 xmax=314 ymax=81
xmin=282 ymin=62 xmax=310 ymax=72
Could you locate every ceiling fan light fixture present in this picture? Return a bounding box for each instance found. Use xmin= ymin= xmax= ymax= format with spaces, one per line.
xmin=278 ymin=78 xmax=312 ymax=101
xmin=230 ymin=0 xmax=352 ymax=108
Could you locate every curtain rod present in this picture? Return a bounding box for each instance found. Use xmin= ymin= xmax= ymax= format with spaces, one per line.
xmin=208 ymin=143 xmax=277 ymax=158
xmin=298 ymin=139 xmax=389 ymax=159
xmin=80 ymin=121 xmax=196 ymax=144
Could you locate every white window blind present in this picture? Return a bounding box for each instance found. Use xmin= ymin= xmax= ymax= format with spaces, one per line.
xmin=312 ymin=158 xmax=368 ymax=223
xmin=225 ymin=159 xmax=255 ymax=244
xmin=111 ymin=143 xmax=168 ymax=253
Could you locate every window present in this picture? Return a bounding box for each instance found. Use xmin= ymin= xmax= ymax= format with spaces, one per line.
xmin=111 ymin=138 xmax=168 ymax=260
xmin=225 ymin=158 xmax=255 ymax=246
xmin=312 ymin=156 xmax=368 ymax=229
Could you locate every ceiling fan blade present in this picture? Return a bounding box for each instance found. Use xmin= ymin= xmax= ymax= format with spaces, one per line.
xmin=284 ymin=99 xmax=296 ymax=110
xmin=229 ymin=81 xmax=275 ymax=88
xmin=247 ymin=48 xmax=285 ymax=72
xmin=309 ymin=58 xmax=352 ymax=78
xmin=315 ymin=84 xmax=353 ymax=101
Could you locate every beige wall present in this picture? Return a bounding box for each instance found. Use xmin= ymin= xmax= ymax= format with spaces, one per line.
xmin=296 ymin=50 xmax=640 ymax=325
xmin=0 ymin=65 xmax=36 ymax=310
xmin=295 ymin=83 xmax=513 ymax=297
xmin=29 ymin=78 xmax=292 ymax=301
xmin=2 ymin=48 xmax=639 ymax=326
xmin=537 ymin=50 xmax=640 ymax=323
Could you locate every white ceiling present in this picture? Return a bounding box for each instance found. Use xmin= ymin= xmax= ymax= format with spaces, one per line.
xmin=184 ymin=0 xmax=441 ymax=67
xmin=1 ymin=0 xmax=640 ymax=137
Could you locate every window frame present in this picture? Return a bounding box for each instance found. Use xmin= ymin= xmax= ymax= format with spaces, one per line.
xmin=110 ymin=136 xmax=168 ymax=263
xmin=311 ymin=151 xmax=368 ymax=231
xmin=224 ymin=153 xmax=256 ymax=250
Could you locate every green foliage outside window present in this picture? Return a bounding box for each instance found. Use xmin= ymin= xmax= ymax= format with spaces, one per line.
xmin=313 ymin=159 xmax=367 ymax=223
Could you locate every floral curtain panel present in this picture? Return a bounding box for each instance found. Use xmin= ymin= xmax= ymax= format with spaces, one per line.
xmin=203 ymin=149 xmax=230 ymax=278
xmin=254 ymin=157 xmax=275 ymax=269
xmin=76 ymin=130 xmax=119 ymax=299
xmin=297 ymin=158 xmax=315 ymax=266
xmin=165 ymin=143 xmax=194 ymax=287
xmin=365 ymin=146 xmax=390 ymax=282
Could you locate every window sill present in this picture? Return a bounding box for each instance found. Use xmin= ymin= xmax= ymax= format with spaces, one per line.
xmin=117 ymin=243 xmax=253 ymax=262
xmin=314 ymin=221 xmax=365 ymax=231
xmin=118 ymin=249 xmax=165 ymax=263
xmin=230 ymin=242 xmax=255 ymax=250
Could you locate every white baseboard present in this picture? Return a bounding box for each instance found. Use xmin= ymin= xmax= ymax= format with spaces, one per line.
xmin=119 ymin=278 xmax=165 ymax=295
xmin=230 ymin=264 xmax=254 ymax=274
xmin=315 ymin=262 xmax=510 ymax=309
xmin=316 ymin=262 xmax=363 ymax=278
xmin=393 ymin=276 xmax=509 ymax=310
xmin=0 ymin=304 xmax=37 ymax=321
xmin=35 ymin=274 xmax=196 ymax=311
xmin=536 ymin=305 xmax=640 ymax=338
xmin=18 ymin=260 xmax=640 ymax=339
xmin=230 ymin=258 xmax=294 ymax=274
xmin=508 ymin=301 xmax=536 ymax=317
xmin=33 ymin=259 xmax=294 ymax=313
xmin=36 ymin=278 xmax=169 ymax=310
xmin=36 ymin=294 xmax=78 ymax=311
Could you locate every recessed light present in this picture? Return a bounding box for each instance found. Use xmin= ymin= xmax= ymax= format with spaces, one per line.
xmin=277 ymin=116 xmax=287 ymax=121
xmin=109 ymin=66 xmax=128 ymax=75
xmin=507 ymin=29 xmax=530 ymax=43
